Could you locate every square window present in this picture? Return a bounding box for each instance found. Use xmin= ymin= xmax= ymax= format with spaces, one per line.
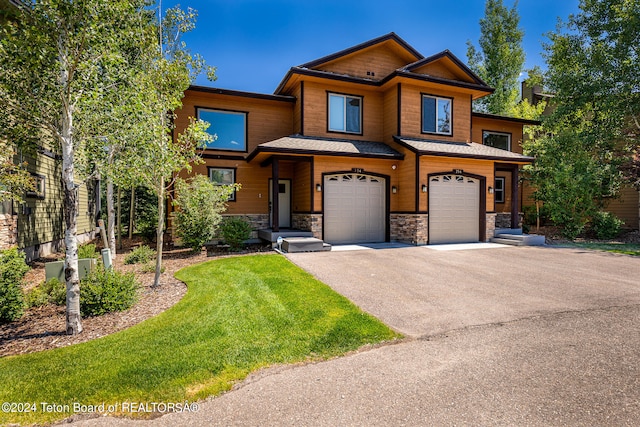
xmin=422 ymin=95 xmax=452 ymax=135
xmin=197 ymin=108 xmax=247 ymax=151
xmin=483 ymin=131 xmax=511 ymax=151
xmin=495 ymin=177 xmax=505 ymax=203
xmin=328 ymin=93 xmax=362 ymax=134
xmin=209 ymin=167 xmax=236 ymax=201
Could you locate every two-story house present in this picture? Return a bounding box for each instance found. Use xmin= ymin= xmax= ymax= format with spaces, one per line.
xmin=173 ymin=33 xmax=537 ymax=246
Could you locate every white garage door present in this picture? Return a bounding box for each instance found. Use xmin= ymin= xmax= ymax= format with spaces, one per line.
xmin=429 ymin=174 xmax=480 ymax=244
xmin=324 ymin=173 xmax=386 ymax=244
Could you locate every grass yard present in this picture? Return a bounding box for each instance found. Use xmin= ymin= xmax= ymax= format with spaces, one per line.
xmin=0 ymin=254 xmax=399 ymax=425
xmin=565 ymin=242 xmax=640 ymax=256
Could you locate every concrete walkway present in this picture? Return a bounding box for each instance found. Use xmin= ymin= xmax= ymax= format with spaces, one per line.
xmin=71 ymin=246 xmax=640 ymax=426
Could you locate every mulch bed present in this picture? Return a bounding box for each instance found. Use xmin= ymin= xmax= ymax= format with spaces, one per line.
xmin=0 ymin=239 xmax=273 ymax=358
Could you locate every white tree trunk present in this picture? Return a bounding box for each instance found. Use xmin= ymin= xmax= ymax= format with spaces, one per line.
xmin=129 ymin=187 xmax=135 ymax=239
xmin=61 ymin=77 xmax=82 ymax=335
xmin=153 ymin=177 xmax=165 ymax=287
xmin=106 ymin=178 xmax=116 ymax=260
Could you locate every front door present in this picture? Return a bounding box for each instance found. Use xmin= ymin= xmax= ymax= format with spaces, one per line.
xmin=269 ymin=179 xmax=291 ymax=228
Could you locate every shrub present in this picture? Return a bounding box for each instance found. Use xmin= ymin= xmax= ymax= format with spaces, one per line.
xmin=80 ymin=266 xmax=140 ymax=317
xmin=0 ymin=247 xmax=30 ymax=323
xmin=173 ymin=175 xmax=238 ymax=252
xmin=25 ymin=278 xmax=66 ymax=308
xmin=78 ymin=243 xmax=100 ymax=259
xmin=124 ymin=245 xmax=155 ymax=265
xmin=591 ymin=211 xmax=623 ymax=240
xmin=219 ymin=217 xmax=252 ymax=251
xmin=140 ymin=262 xmax=164 ymax=274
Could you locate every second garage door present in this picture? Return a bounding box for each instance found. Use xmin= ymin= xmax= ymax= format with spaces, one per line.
xmin=324 ymin=173 xmax=386 ymax=244
xmin=429 ymin=174 xmax=480 ymax=244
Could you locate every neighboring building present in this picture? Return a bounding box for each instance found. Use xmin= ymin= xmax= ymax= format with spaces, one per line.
xmin=0 ymin=0 xmax=97 ymax=260
xmin=173 ymin=33 xmax=537 ymax=246
xmin=522 ymin=83 xmax=640 ymax=230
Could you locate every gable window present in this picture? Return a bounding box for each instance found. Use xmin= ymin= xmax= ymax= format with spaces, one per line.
xmin=422 ymin=95 xmax=452 ymax=135
xmin=494 ymin=177 xmax=505 ymax=203
xmin=328 ymin=93 xmax=362 ymax=134
xmin=483 ymin=131 xmax=511 ymax=151
xmin=209 ymin=167 xmax=237 ymax=201
xmin=197 ymin=108 xmax=247 ymax=152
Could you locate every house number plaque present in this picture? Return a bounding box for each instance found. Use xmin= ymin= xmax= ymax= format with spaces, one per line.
xmin=352 ymin=168 xmax=364 ymax=173
xmin=454 ymin=169 xmax=464 ymax=175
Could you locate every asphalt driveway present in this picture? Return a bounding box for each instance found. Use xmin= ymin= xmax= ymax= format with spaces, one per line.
xmin=287 ymin=245 xmax=640 ymax=337
xmin=72 ymin=245 xmax=640 ymax=426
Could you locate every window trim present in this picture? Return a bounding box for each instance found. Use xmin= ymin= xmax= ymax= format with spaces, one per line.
xmin=26 ymin=173 xmax=45 ymax=199
xmin=482 ymin=130 xmax=512 ymax=151
xmin=326 ymin=91 xmax=363 ymax=135
xmin=196 ymin=107 xmax=248 ymax=153
xmin=494 ymin=176 xmax=505 ymax=203
xmin=208 ymin=167 xmax=237 ymax=202
xmin=421 ymin=93 xmax=453 ymax=136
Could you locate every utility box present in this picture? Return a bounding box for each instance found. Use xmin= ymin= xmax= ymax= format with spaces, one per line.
xmin=45 ymin=258 xmax=96 ymax=283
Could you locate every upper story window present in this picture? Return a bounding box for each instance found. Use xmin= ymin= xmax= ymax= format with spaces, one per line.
xmin=483 ymin=131 xmax=511 ymax=151
xmin=422 ymin=95 xmax=452 ymax=135
xmin=197 ymin=108 xmax=247 ymax=152
xmin=328 ymin=93 xmax=362 ymax=134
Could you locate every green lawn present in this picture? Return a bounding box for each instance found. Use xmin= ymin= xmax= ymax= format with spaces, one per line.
xmin=564 ymin=242 xmax=640 ymax=256
xmin=0 ymin=254 xmax=399 ymax=425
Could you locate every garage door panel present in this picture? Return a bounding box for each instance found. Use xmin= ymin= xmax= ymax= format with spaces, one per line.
xmin=324 ymin=174 xmax=386 ymax=244
xmin=429 ymin=175 xmax=479 ymax=244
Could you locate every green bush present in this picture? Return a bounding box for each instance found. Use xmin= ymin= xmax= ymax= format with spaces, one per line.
xmin=140 ymin=262 xmax=164 ymax=274
xmin=80 ymin=266 xmax=140 ymax=317
xmin=24 ymin=285 xmax=49 ymax=308
xmin=124 ymin=245 xmax=155 ymax=265
xmin=173 ymin=175 xmax=238 ymax=252
xmin=591 ymin=211 xmax=623 ymax=240
xmin=25 ymin=278 xmax=66 ymax=308
xmin=78 ymin=243 xmax=100 ymax=259
xmin=0 ymin=248 xmax=30 ymax=323
xmin=220 ymin=217 xmax=252 ymax=251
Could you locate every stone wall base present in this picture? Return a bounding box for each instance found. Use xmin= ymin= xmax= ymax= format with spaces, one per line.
xmin=495 ymin=212 xmax=524 ymax=229
xmin=292 ymin=213 xmax=323 ymax=239
xmin=390 ymin=213 xmax=429 ymax=245
xmin=0 ymin=213 xmax=18 ymax=250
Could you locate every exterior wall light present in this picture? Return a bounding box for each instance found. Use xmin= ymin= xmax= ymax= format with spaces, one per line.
xmin=316 ymin=184 xmax=322 ymax=192
xmin=488 ymin=186 xmax=494 ymax=194
xmin=392 ymin=186 xmax=398 ymax=194
xmin=421 ymin=184 xmax=428 ymax=193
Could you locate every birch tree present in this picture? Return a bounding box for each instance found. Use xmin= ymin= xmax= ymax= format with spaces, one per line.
xmin=0 ymin=0 xmax=150 ymax=334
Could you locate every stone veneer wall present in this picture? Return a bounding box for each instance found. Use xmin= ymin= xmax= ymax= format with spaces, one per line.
xmin=485 ymin=213 xmax=496 ymax=242
xmin=495 ymin=212 xmax=524 ymax=229
xmin=0 ymin=213 xmax=18 ymax=250
xmin=390 ymin=214 xmax=428 ymax=245
xmin=292 ymin=213 xmax=323 ymax=239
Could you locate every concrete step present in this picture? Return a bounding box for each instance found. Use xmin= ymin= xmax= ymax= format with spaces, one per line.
xmin=492 ymin=234 xmax=545 ymax=246
xmin=494 ymin=228 xmax=523 ymax=236
xmin=282 ymin=237 xmax=328 ymax=253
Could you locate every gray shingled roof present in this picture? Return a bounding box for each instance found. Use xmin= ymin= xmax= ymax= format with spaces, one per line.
xmin=252 ymin=135 xmax=404 ymax=159
xmin=394 ymin=136 xmax=534 ymax=162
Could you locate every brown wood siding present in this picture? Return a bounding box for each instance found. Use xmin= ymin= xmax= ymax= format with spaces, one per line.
xmin=317 ymin=44 xmax=413 ymax=80
xmin=176 ymin=89 xmax=294 ymax=154
xmin=292 ymin=84 xmax=302 ymax=135
xmin=383 ymin=87 xmax=399 ymax=142
xmin=411 ymin=61 xmax=458 ymax=81
xmin=420 ymin=157 xmax=494 ymax=212
xmin=400 ymin=83 xmax=472 ymax=142
xmin=605 ymin=186 xmax=639 ymax=229
xmin=472 ymin=117 xmax=525 ymax=154
xmin=302 ymin=81 xmax=384 ymax=141
xmin=293 ymin=162 xmax=311 ymax=212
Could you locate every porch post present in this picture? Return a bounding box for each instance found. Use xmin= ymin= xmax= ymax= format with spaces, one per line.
xmin=272 ymin=158 xmax=280 ymax=232
xmin=511 ymin=165 xmax=519 ymax=229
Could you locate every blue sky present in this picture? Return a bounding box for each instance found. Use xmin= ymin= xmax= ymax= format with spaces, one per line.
xmin=163 ymin=0 xmax=580 ymax=94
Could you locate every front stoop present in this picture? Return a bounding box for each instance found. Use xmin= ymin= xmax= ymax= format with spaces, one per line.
xmin=491 ymin=229 xmax=545 ymax=246
xmin=282 ymin=237 xmax=331 ymax=253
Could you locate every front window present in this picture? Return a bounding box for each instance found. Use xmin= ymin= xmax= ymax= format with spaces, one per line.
xmin=328 ymin=93 xmax=362 ymax=134
xmin=422 ymin=95 xmax=452 ymax=135
xmin=197 ymin=108 xmax=247 ymax=152
xmin=494 ymin=177 xmax=505 ymax=203
xmin=209 ymin=167 xmax=236 ymax=201
xmin=483 ymin=131 xmax=511 ymax=151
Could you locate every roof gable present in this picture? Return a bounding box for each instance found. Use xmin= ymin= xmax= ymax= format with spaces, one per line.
xmin=403 ymin=51 xmax=487 ymax=86
xmin=299 ymin=32 xmax=423 ymax=81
